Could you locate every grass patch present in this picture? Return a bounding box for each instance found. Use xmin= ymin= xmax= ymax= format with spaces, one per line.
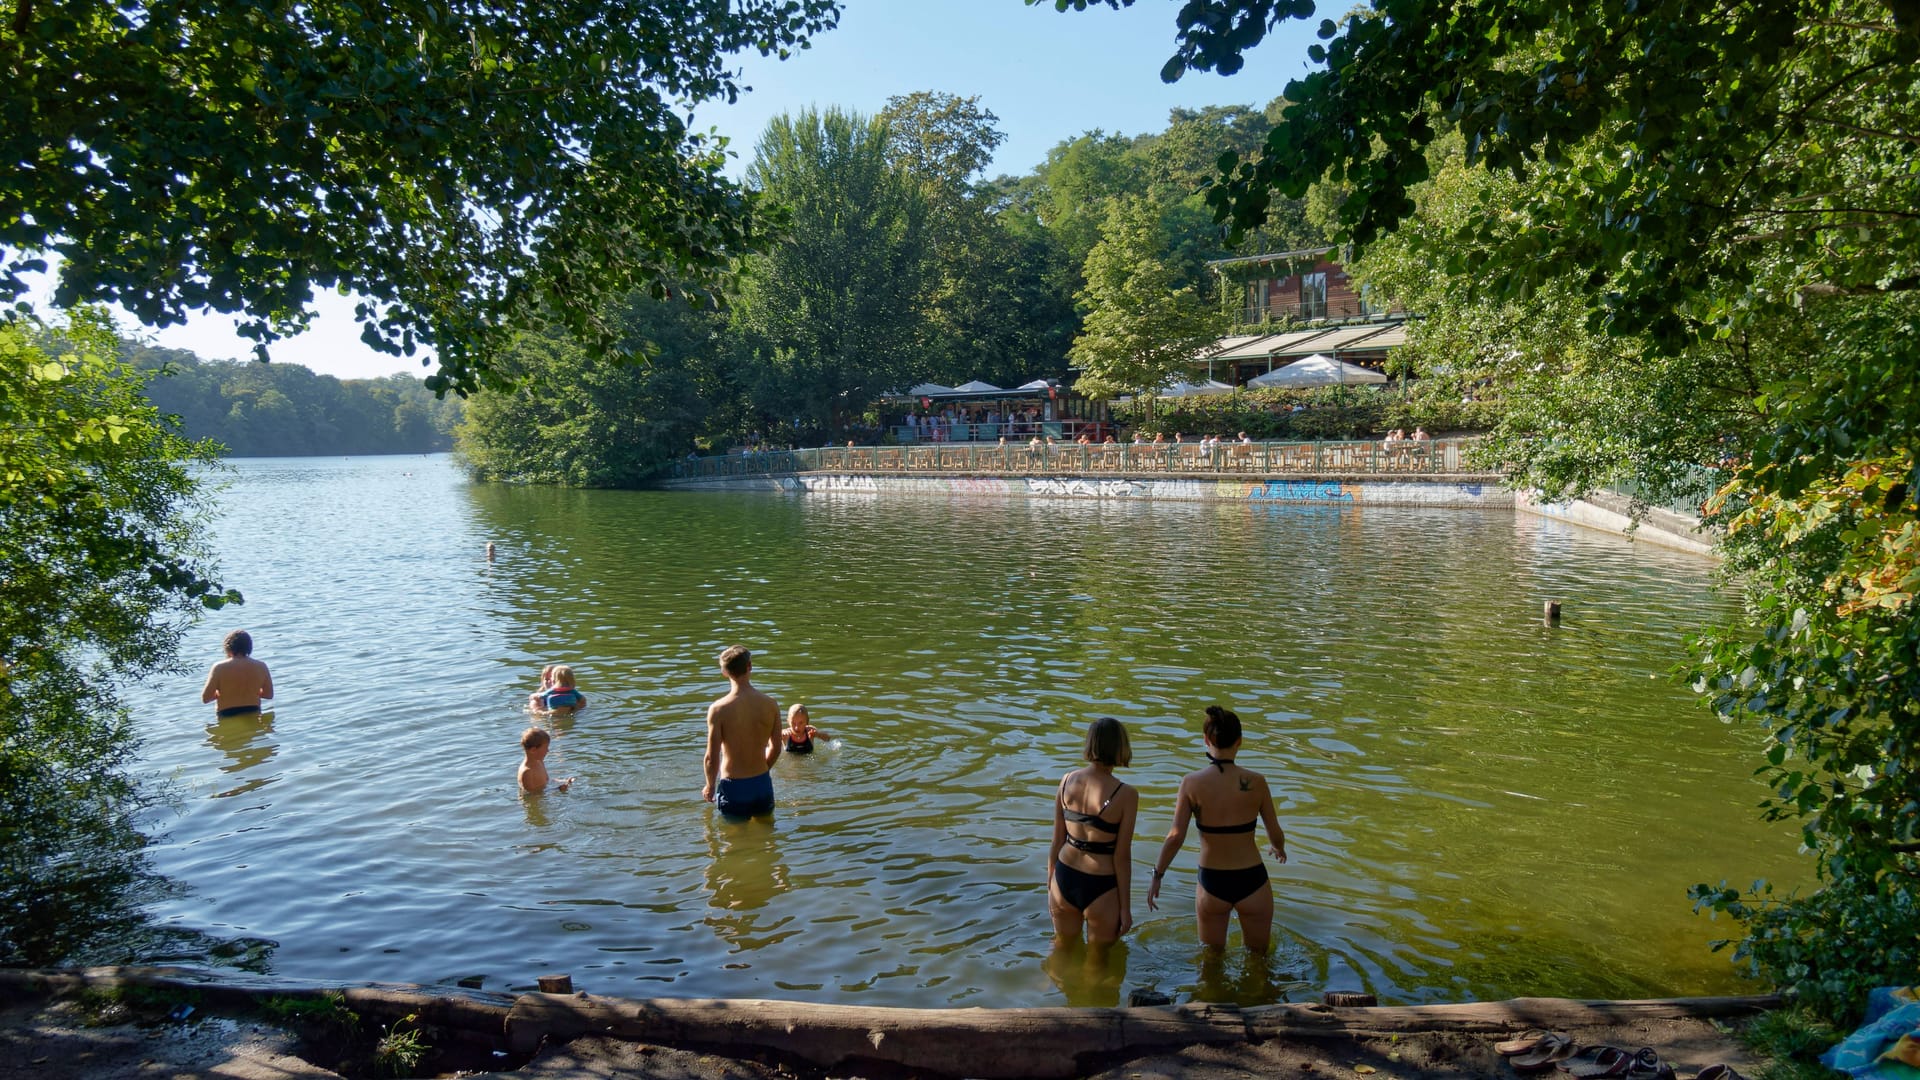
xmin=1740 ymin=1009 xmax=1847 ymax=1080
xmin=73 ymin=984 xmax=200 ymax=1026
xmin=372 ymin=1013 xmax=429 ymax=1077
xmin=259 ymin=991 xmax=358 ymax=1034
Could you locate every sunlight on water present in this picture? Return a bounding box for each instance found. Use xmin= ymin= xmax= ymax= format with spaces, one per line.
xmin=125 ymin=455 xmax=1799 ymax=1006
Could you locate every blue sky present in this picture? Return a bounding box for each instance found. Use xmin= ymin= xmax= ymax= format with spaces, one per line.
xmin=117 ymin=0 xmax=1323 ymax=380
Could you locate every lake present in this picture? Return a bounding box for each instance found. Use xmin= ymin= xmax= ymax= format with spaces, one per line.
xmin=124 ymin=454 xmax=1797 ymax=1007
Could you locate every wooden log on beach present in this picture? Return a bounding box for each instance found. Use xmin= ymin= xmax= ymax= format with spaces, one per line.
xmin=1244 ymin=995 xmax=1780 ymax=1039
xmin=0 ymin=966 xmax=516 ymax=1037
xmin=503 ymin=994 xmax=1245 ymax=1078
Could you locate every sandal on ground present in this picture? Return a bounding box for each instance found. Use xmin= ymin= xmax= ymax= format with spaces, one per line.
xmin=1510 ymin=1034 xmax=1578 ymax=1071
xmin=1562 ymin=1047 xmax=1661 ymax=1079
xmin=1500 ymin=1030 xmax=1567 ymax=1056
xmin=1693 ymin=1066 xmax=1748 ymax=1080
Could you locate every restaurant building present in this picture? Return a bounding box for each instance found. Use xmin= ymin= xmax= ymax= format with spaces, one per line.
xmin=1197 ymin=247 xmax=1411 ymax=385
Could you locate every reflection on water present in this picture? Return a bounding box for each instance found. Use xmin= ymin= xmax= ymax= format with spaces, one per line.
xmin=205 ymin=710 xmax=277 ymax=799
xmin=119 ymin=456 xmax=1804 ymax=1007
xmin=1044 ymin=939 xmax=1131 ymax=1008
xmin=704 ymin=817 xmax=794 ymax=955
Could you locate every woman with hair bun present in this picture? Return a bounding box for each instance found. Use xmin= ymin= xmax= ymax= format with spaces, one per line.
xmin=1048 ymin=717 xmax=1140 ymax=945
xmin=1147 ymin=705 xmax=1288 ymax=951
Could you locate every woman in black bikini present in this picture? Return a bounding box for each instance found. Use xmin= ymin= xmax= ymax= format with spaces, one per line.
xmin=1147 ymin=706 xmax=1287 ymax=951
xmin=1048 ymin=717 xmax=1140 ymax=945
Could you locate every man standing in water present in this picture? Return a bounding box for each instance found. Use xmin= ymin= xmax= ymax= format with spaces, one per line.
xmin=702 ymin=646 xmax=783 ymax=818
xmin=201 ymin=630 xmax=273 ymax=717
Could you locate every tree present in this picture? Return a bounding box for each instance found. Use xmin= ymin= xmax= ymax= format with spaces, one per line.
xmin=456 ymin=291 xmax=727 ymax=486
xmin=0 ymin=310 xmax=236 ymax=963
xmin=1068 ymin=196 xmax=1224 ymax=404
xmin=880 ymin=91 xmax=1073 ymax=386
xmin=0 ymin=0 xmax=840 ymax=394
xmin=732 ymin=108 xmax=928 ymax=436
xmin=1052 ymin=0 xmax=1920 ymax=1016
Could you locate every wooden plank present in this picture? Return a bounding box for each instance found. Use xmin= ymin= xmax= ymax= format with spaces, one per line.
xmin=1244 ymin=995 xmax=1780 ymax=1039
xmin=504 ymin=995 xmax=1244 ymax=1079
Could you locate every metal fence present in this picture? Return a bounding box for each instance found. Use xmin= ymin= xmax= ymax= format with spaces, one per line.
xmin=668 ymin=438 xmax=1486 ymax=481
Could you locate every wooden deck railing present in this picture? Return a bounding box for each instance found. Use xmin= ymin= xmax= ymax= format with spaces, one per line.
xmin=668 ymin=438 xmax=1486 ymax=481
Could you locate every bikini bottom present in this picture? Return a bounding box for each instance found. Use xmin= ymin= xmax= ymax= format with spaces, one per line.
xmin=1053 ymin=859 xmax=1118 ymax=913
xmin=217 ymin=705 xmax=262 ymax=718
xmin=1198 ymin=863 xmax=1270 ymax=905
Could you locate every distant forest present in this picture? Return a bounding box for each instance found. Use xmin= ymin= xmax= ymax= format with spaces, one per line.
xmin=127 ymin=343 xmax=462 ymax=457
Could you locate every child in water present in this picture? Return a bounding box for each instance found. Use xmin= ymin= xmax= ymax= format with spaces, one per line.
xmin=529 ymin=664 xmax=586 ymax=712
xmin=784 ymin=703 xmax=830 ymax=754
xmin=518 ymin=727 xmax=573 ymax=792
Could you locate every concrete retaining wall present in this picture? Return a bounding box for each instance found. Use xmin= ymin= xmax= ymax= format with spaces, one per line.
xmin=659 ymin=471 xmax=1716 ymax=557
xmin=663 ymin=472 xmax=1514 ymax=508
xmin=1514 ymin=491 xmax=1716 ymax=557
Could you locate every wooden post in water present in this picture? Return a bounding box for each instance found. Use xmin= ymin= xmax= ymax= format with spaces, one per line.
xmin=537 ymin=973 xmax=573 ymax=994
xmin=1544 ymin=600 xmax=1562 ymax=624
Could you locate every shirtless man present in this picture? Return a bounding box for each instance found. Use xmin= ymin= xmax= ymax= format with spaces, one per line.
xmin=701 ymin=646 xmax=783 ymax=818
xmin=201 ymin=630 xmax=273 ymax=717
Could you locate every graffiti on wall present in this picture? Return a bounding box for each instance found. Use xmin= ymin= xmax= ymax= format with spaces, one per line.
xmin=1026 ymin=478 xmax=1147 ymax=498
xmin=1246 ymin=480 xmax=1353 ymax=502
xmin=802 ymin=474 xmax=881 ymax=493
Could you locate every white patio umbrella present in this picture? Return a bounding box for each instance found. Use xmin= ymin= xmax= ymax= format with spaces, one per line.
xmin=906 ymin=382 xmax=954 ymax=397
xmin=1246 ymin=354 xmax=1386 ymax=388
xmin=1158 ymin=379 xmax=1236 ymax=398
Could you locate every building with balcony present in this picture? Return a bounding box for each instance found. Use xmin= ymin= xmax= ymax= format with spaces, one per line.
xmin=1198 ymin=248 xmax=1410 ymax=385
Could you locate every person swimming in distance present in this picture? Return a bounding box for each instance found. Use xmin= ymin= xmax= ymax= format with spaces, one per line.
xmin=1049 ymin=717 xmax=1141 ymax=946
xmin=530 ymin=664 xmax=586 ymax=714
xmin=201 ymin=630 xmax=273 ymax=718
xmin=702 ymin=646 xmax=783 ymax=818
xmin=1147 ymin=705 xmax=1288 ymax=952
xmin=784 ymin=703 xmax=829 ymax=754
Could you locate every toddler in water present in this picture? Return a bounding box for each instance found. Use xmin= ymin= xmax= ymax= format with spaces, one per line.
xmin=529 ymin=664 xmax=586 ymax=713
xmin=518 ymin=727 xmax=573 ymax=792
xmin=784 ymin=703 xmax=830 ymax=754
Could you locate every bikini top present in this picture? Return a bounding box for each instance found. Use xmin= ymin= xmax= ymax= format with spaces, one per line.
xmin=1061 ymin=779 xmax=1125 ymax=855
xmin=1196 ymin=754 xmax=1257 ymax=834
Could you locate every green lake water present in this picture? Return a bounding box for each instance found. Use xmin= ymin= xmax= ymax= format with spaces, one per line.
xmin=125 ymin=454 xmax=1799 ymax=1006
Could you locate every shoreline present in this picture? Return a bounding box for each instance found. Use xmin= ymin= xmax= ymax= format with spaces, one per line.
xmin=0 ymin=965 xmax=1775 ymax=1080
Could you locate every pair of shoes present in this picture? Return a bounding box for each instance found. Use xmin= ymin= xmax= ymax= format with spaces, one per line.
xmin=1499 ymin=1031 xmax=1569 ymax=1056
xmin=1507 ymin=1033 xmax=1576 ymax=1072
xmin=1560 ymin=1047 xmax=1670 ymax=1080
xmin=1695 ymin=1066 xmax=1749 ymax=1080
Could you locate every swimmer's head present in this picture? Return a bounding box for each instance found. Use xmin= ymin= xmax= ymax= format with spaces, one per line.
xmin=1203 ymin=705 xmax=1242 ymax=750
xmin=550 ymin=664 xmax=576 ymax=688
xmin=718 ymin=645 xmax=751 ymax=677
xmin=223 ymin=630 xmax=253 ymax=657
xmin=521 ymin=727 xmax=551 ymax=752
xmin=1084 ymin=716 xmax=1132 ymax=768
xmin=788 ymin=703 xmax=809 ymax=730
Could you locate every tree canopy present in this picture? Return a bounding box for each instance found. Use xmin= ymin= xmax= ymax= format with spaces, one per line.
xmin=0 ymin=0 xmax=839 ymax=394
xmin=732 ymin=107 xmax=929 ymax=437
xmin=0 ymin=310 xmax=236 ymax=963
xmin=1055 ymin=0 xmax=1920 ymax=337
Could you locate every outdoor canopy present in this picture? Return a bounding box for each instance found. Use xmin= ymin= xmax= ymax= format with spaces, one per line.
xmin=1245 ymin=354 xmax=1387 ymax=388
xmin=1159 ymin=379 xmax=1236 ymax=397
xmin=1113 ymin=379 xmax=1235 ymax=403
